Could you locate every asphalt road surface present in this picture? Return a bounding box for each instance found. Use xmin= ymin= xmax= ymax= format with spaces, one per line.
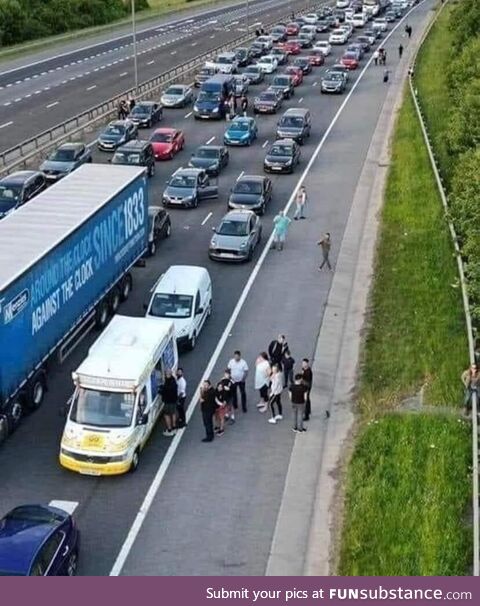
xmin=0 ymin=0 xmax=307 ymax=151
xmin=0 ymin=0 xmax=434 ymax=576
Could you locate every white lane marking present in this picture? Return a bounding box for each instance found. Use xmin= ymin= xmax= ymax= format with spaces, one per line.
xmin=312 ymin=81 xmax=318 ymax=87
xmin=119 ymin=72 xmax=128 ymax=77
xmin=210 ymin=34 xmax=215 ymax=39
xmin=34 ymin=90 xmax=41 ymax=94
xmin=262 ymin=140 xmax=269 ymax=148
xmin=3 ymin=102 xmax=11 ymax=106
xmin=299 ymin=97 xmax=304 ymax=103
xmin=6 ymin=83 xmax=12 ymax=87
xmin=49 ymin=500 xmax=79 ymax=515
xmin=201 ymin=212 xmax=213 ymax=226
xmin=108 ymin=6 xmax=420 ymax=577
xmin=0 ymin=121 xmax=13 ymax=129
xmin=14 ymin=98 xmax=21 ymax=102
xmin=46 ymin=101 xmax=59 ymax=108
xmin=87 ymin=85 xmax=97 ymax=91
xmin=147 ymin=60 xmax=155 ymax=65
xmin=238 ymin=170 xmax=244 ymax=179
xmin=206 ymin=136 xmax=215 ymax=144
xmin=171 ymin=50 xmax=177 ymax=55
xmin=192 ymin=42 xmax=198 ymax=47
xmin=184 ymin=111 xmax=193 ymax=118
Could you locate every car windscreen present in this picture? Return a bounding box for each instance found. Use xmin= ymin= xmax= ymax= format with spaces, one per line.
xmin=229 ymin=122 xmax=249 ymax=131
xmin=198 ymin=91 xmax=220 ymax=101
xmin=326 ymin=72 xmax=344 ymax=81
xmin=217 ymin=56 xmax=233 ymax=63
xmin=165 ymin=87 xmax=184 ymax=95
xmin=0 ymin=185 xmax=21 ymax=206
xmin=343 ymin=53 xmax=357 ymax=59
xmin=5 ymin=506 xmax=65 ymax=524
xmin=273 ymin=77 xmax=289 ymax=85
xmin=270 ymin=145 xmax=292 ymax=156
xmin=149 ymin=293 xmax=193 ymax=319
xmin=233 ymin=181 xmax=262 ymax=194
xmin=104 ymin=125 xmax=124 ymax=135
xmin=245 ymin=67 xmax=260 ymax=74
xmin=48 ymin=148 xmax=76 ymax=161
xmin=132 ymin=104 xmax=151 ymax=114
xmin=279 ymin=116 xmax=304 ymax=127
xmin=195 ymin=148 xmax=219 ymax=158
xmin=151 ymin=132 xmax=173 ymax=142
xmin=70 ymin=388 xmax=135 ymax=428
xmin=169 ymin=175 xmax=196 ymax=188
xmin=112 ymin=152 xmax=141 ymax=164
xmin=217 ymin=219 xmax=248 ymax=236
xmin=258 ymin=93 xmax=276 ymax=102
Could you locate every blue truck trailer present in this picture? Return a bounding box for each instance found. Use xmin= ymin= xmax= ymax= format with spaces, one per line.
xmin=0 ymin=163 xmax=148 ymax=443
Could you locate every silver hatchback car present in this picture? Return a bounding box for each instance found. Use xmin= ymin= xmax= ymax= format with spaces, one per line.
xmin=209 ymin=210 xmax=262 ymax=262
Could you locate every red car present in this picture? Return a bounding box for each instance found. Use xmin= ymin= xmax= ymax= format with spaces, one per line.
xmin=150 ymin=127 xmax=185 ymax=160
xmin=340 ymin=52 xmax=359 ymax=70
xmin=284 ymin=65 xmax=304 ymax=86
xmin=283 ymin=40 xmax=301 ymax=55
xmin=308 ymin=49 xmax=325 ymax=66
xmin=286 ymin=22 xmax=300 ymax=36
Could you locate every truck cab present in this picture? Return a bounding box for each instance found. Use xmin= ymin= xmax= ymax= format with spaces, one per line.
xmin=59 ymin=315 xmax=178 ymax=476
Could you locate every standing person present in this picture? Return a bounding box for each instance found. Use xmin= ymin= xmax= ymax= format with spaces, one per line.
xmin=240 ymin=93 xmax=248 ymax=116
xmin=268 ymin=365 xmax=283 ymax=424
xmin=293 ymin=185 xmax=307 ymax=220
xmin=117 ymin=100 xmax=125 ymax=119
xmin=283 ymin=350 xmax=295 ymax=389
xmin=398 ymin=44 xmax=404 ymax=59
xmin=268 ymin=334 xmax=289 ymax=369
xmin=272 ymin=211 xmax=291 ymax=251
xmin=176 ymin=368 xmax=187 ymax=429
xmin=224 ymin=97 xmax=231 ymax=120
xmin=233 ymin=94 xmax=238 ymax=115
xmin=301 ymin=358 xmax=313 ymax=421
xmin=161 ymin=369 xmax=178 ymax=436
xmin=200 ymin=380 xmax=217 ymax=442
xmin=214 ymin=382 xmax=227 ymax=436
xmin=128 ymin=96 xmax=136 ymax=111
xmin=219 ymin=369 xmax=235 ymax=424
xmin=289 ymin=373 xmax=307 ymax=433
xmin=229 ymin=95 xmax=236 ymax=119
xmin=474 ymin=341 xmax=480 ymax=367
xmin=461 ymin=364 xmax=480 ymax=415
xmin=373 ymin=49 xmax=379 ymax=66
xmin=318 ymin=232 xmax=333 ymax=271
xmin=227 ymin=350 xmax=249 ymax=413
xmin=383 ymin=69 xmax=390 ymax=83
xmin=407 ymin=25 xmax=412 ymax=39
xmin=255 ymin=352 xmax=272 ymax=413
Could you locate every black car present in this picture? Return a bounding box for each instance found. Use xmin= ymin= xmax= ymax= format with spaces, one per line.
xmin=234 ymin=47 xmax=252 ymax=67
xmin=0 ymin=170 xmax=47 ymax=219
xmin=128 ymin=101 xmax=163 ymax=127
xmin=243 ymin=65 xmax=265 ymax=84
xmin=292 ymin=56 xmax=312 ymax=74
xmin=253 ymin=90 xmax=283 ymax=114
xmin=194 ymin=65 xmax=218 ymax=87
xmin=270 ymin=47 xmax=288 ymax=65
xmin=188 ymin=145 xmax=229 ymax=176
xmin=228 ymin=174 xmax=272 ymax=215
xmin=356 ymin=36 xmax=372 ymax=52
xmin=249 ymin=42 xmax=264 ymax=58
xmin=111 ymin=140 xmax=155 ymax=177
xmin=147 ymin=206 xmax=171 ymax=256
xmin=296 ymin=34 xmax=313 ymax=48
xmin=270 ymin=74 xmax=295 ymax=99
xmin=97 ymin=119 xmax=137 ymax=151
xmin=263 ymin=139 xmax=301 ymax=174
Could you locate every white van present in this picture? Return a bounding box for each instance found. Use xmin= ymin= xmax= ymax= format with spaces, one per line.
xmin=60 ymin=315 xmax=178 ymax=476
xmin=145 ymin=265 xmax=212 ymax=350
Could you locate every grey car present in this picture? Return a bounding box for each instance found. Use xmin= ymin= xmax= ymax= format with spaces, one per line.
xmin=188 ymin=145 xmax=229 ymax=176
xmin=97 ymin=120 xmax=137 ymax=151
xmin=161 ymin=84 xmax=194 ymax=108
xmin=163 ymin=167 xmax=218 ymax=208
xmin=270 ymin=74 xmax=295 ymax=99
xmin=209 ymin=210 xmax=262 ymax=262
xmin=321 ymin=71 xmax=347 ymax=93
xmin=40 ymin=142 xmax=92 ymax=182
xmin=233 ymin=74 xmax=250 ymax=97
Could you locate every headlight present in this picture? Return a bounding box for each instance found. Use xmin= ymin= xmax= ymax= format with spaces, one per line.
xmin=210 ymin=237 xmax=218 ymax=247
xmin=212 ymin=108 xmax=219 ymax=113
xmin=209 ymin=162 xmax=219 ymax=169
xmin=241 ymin=133 xmax=249 ymax=139
xmin=193 ymin=104 xmax=199 ymax=111
xmin=239 ymin=241 xmax=248 ymax=249
xmin=183 ymin=195 xmax=193 ymax=202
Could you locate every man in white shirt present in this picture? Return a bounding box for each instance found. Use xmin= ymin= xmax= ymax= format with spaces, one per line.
xmin=176 ymin=368 xmax=187 ymax=428
xmin=227 ymin=350 xmax=249 ymax=413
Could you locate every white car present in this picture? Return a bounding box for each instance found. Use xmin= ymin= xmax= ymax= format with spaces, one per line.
xmin=211 ymin=52 xmax=238 ymax=73
xmin=336 ymin=0 xmax=350 ymax=8
xmin=256 ymin=35 xmax=274 ymax=51
xmin=329 ymin=29 xmax=348 ymax=44
xmin=373 ymin=17 xmax=388 ymax=32
xmin=303 ymin=13 xmax=319 ymax=24
xmin=314 ymin=40 xmax=332 ymax=56
xmin=256 ymin=55 xmax=278 ymax=73
xmin=352 ymin=13 xmax=367 ymax=27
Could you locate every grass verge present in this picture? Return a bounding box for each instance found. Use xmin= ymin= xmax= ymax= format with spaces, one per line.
xmin=0 ymin=0 xmax=225 ymax=64
xmin=338 ymin=88 xmax=471 ymax=574
xmin=339 ymin=414 xmax=471 ymax=576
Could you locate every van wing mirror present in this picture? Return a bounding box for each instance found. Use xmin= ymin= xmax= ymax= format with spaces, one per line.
xmin=196 ymin=306 xmax=204 ymax=315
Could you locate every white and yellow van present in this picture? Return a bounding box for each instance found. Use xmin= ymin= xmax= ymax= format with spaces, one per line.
xmin=59 ymin=314 xmax=178 ymax=476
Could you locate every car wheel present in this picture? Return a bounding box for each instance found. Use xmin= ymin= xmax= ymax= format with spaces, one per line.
xmin=188 ymin=332 xmax=197 ymax=350
xmin=259 ymin=203 xmax=265 ymax=216
xmin=169 ymin=151 xmax=174 ymax=160
xmin=147 ymin=120 xmax=151 ymax=128
xmin=149 ymin=163 xmax=155 ymax=177
xmin=27 ymin=371 xmax=46 ymax=412
xmin=0 ymin=415 xmax=9 ymax=446
xmin=247 ymin=247 xmax=253 ymax=261
xmin=163 ymin=221 xmax=172 ymax=238
xmin=66 ymin=550 xmax=78 ymax=576
xmin=130 ymin=449 xmax=140 ymax=473
xmin=192 ymin=196 xmax=198 ymax=208
xmin=148 ymin=240 xmax=157 ymax=256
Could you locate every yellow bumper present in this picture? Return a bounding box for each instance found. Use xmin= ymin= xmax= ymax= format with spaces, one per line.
xmin=59 ymin=452 xmax=131 ymax=476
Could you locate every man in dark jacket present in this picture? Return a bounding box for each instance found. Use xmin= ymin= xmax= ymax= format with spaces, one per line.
xmin=161 ymin=369 xmax=178 ymax=436
xmin=301 ymin=358 xmax=313 ymax=421
xmin=268 ymin=334 xmax=289 ymax=370
xmin=200 ymin=379 xmax=217 ymax=442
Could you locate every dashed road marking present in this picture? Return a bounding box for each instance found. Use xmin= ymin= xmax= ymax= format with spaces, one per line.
xmin=299 ymin=97 xmax=304 ymax=103
xmin=147 ymin=60 xmax=155 ymax=65
xmin=206 ymin=136 xmax=215 ymax=144
xmin=119 ymin=72 xmax=128 ymax=77
xmin=0 ymin=121 xmax=13 ymax=129
xmin=262 ymin=140 xmax=269 ymax=148
xmin=48 ymin=500 xmax=79 ymax=515
xmin=201 ymin=212 xmax=213 ymax=226
xmin=87 ymin=85 xmax=97 ymax=91
xmin=46 ymin=101 xmax=59 ymax=108
xmin=184 ymin=111 xmax=193 ymax=118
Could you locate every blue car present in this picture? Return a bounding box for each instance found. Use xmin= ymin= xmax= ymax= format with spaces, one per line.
xmin=0 ymin=505 xmax=79 ymax=576
xmin=224 ymin=117 xmax=258 ymax=146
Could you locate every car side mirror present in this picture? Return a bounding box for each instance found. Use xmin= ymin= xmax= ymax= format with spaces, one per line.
xmin=143 ymin=301 xmax=149 ymax=311
xmin=108 ymin=158 xmax=112 ymax=163
xmin=196 ymin=306 xmax=204 ymax=315
xmin=212 ymin=227 xmax=217 ymax=232
xmin=137 ymin=412 xmax=149 ymax=426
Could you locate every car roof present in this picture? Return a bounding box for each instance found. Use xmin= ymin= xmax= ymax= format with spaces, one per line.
xmin=272 ymin=138 xmax=295 ymax=146
xmin=195 ymin=144 xmax=223 ymax=152
xmin=154 ymin=265 xmax=209 ymax=295
xmin=231 ymin=116 xmax=253 ymax=123
xmin=108 ymin=120 xmax=130 ymax=126
xmin=236 ymin=174 xmax=265 ymax=183
xmin=0 ymin=505 xmax=68 ymax=575
xmin=135 ymin=100 xmax=157 ymax=105
xmin=0 ymin=170 xmax=42 ymax=185
xmin=153 ymin=127 xmax=177 ymax=134
xmin=223 ymin=210 xmax=255 ymax=222
xmin=283 ymin=107 xmax=308 ymax=116
xmin=116 ymin=140 xmax=151 ymax=151
xmin=166 ymin=83 xmax=188 ymax=90
xmin=173 ymin=167 xmax=203 ymax=176
xmin=57 ymin=142 xmax=84 ymax=150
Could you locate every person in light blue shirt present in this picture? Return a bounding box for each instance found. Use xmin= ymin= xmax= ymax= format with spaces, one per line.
xmin=272 ymin=211 xmax=292 ymax=251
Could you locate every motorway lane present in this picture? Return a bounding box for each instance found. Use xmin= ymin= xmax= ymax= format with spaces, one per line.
xmin=0 ymin=0 xmax=310 ymax=150
xmin=0 ymin=1 xmax=430 ymax=575
xmin=0 ymin=23 xmax=358 ymax=575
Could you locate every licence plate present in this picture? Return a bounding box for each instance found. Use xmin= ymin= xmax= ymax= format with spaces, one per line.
xmin=271 ymin=166 xmax=282 ymax=171
xmin=79 ymin=468 xmax=101 ymax=476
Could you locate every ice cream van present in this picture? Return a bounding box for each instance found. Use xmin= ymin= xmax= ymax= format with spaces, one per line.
xmin=59 ymin=315 xmax=178 ymax=476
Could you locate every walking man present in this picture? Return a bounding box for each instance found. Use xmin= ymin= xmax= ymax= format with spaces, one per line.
xmin=227 ymin=350 xmax=249 ymax=413
xmin=240 ymin=93 xmax=248 ymax=116
xmin=200 ymin=380 xmax=217 ymax=442
xmin=383 ymin=69 xmax=390 ymax=83
xmin=268 ymin=334 xmax=289 ymax=369
xmin=318 ymin=232 xmax=333 ymax=270
xmin=373 ymin=49 xmax=379 ymax=66
xmin=161 ymin=369 xmax=178 ymax=436
xmin=461 ymin=364 xmax=480 ymax=415
xmin=301 ymin=358 xmax=313 ymax=421
xmin=272 ymin=211 xmax=291 ymax=251
xmin=219 ymin=368 xmax=235 ymax=424
xmin=176 ymin=368 xmax=187 ymax=428
xmin=268 ymin=365 xmax=283 ymax=424
xmin=398 ymin=44 xmax=404 ymax=59
xmin=293 ymin=185 xmax=307 ymax=220
xmin=289 ymin=373 xmax=307 ymax=433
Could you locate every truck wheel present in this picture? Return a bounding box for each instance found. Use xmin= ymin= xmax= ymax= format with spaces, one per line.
xmin=0 ymin=415 xmax=9 ymax=445
xmin=130 ymin=449 xmax=140 ymax=473
xmin=110 ymin=286 xmax=121 ymax=314
xmin=7 ymin=398 xmax=24 ymax=433
xmin=27 ymin=371 xmax=46 ymax=412
xmin=120 ymin=274 xmax=133 ymax=301
xmin=95 ymin=300 xmax=110 ymax=329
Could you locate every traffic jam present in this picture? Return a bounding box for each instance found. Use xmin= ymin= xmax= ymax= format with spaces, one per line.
xmin=0 ymin=0 xmax=415 ymax=575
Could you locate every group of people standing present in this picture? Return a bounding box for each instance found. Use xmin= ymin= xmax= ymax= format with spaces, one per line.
xmin=224 ymin=94 xmax=248 ymax=120
xmin=160 ymin=368 xmax=187 ymax=437
xmin=117 ymin=96 xmax=136 ymax=120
